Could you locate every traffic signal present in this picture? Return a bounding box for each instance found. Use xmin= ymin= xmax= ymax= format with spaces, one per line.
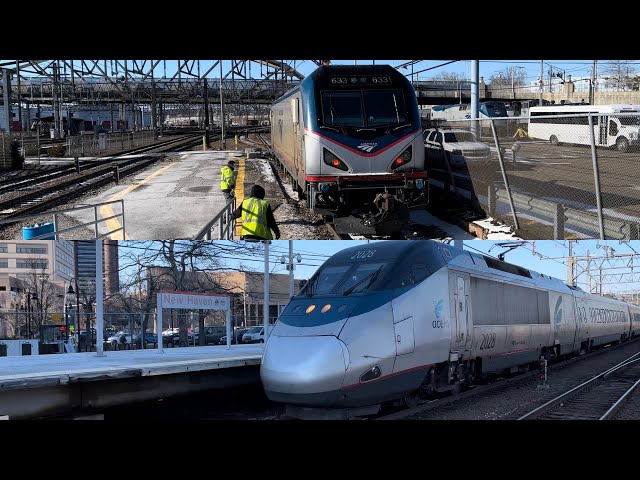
xmin=69 ymin=325 xmax=75 ymax=333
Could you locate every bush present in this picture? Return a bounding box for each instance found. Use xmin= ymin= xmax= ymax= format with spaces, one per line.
xmin=47 ymin=144 xmax=66 ymax=157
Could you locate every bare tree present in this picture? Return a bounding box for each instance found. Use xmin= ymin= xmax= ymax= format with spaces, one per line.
xmin=118 ymin=240 xmax=258 ymax=346
xmin=17 ymin=257 xmax=65 ymax=336
xmin=603 ymin=61 xmax=638 ymax=91
xmin=488 ymin=67 xmax=526 ymax=94
xmin=431 ymin=72 xmax=468 ymax=82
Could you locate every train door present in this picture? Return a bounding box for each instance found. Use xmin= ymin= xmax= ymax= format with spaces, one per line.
xmin=291 ymin=97 xmax=304 ymax=183
xmin=392 ymin=315 xmax=415 ymax=374
xmin=453 ymin=274 xmax=470 ymax=353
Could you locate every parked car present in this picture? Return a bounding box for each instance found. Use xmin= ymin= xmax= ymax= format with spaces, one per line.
xmin=107 ymin=331 xmax=136 ymax=347
xmin=219 ymin=327 xmax=248 ymax=345
xmin=423 ymin=127 xmax=491 ymax=167
xmin=194 ymin=326 xmax=226 ymax=345
xmin=163 ymin=328 xmax=195 ymax=346
xmin=242 ymin=326 xmax=272 ymax=344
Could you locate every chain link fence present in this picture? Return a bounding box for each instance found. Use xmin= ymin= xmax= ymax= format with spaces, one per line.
xmin=65 ymin=130 xmax=155 ymax=157
xmin=427 ymin=112 xmax=640 ymax=239
xmin=0 ymin=309 xmax=279 ymax=354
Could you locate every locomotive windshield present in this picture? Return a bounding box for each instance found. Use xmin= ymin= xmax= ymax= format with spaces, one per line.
xmin=302 ymin=262 xmax=388 ymax=296
xmin=320 ymin=90 xmax=409 ymax=132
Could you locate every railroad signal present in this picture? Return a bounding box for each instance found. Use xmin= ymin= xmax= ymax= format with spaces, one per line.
xmin=537 ymin=356 xmax=549 ymax=390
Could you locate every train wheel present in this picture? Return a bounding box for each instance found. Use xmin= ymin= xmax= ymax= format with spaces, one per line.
xmin=550 ymin=135 xmax=559 ymax=146
xmin=402 ymin=392 xmax=420 ymax=409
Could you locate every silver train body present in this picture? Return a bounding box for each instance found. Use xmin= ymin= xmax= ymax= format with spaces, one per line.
xmin=261 ymin=241 xmax=640 ymax=416
xmin=269 ymin=65 xmax=426 ymax=234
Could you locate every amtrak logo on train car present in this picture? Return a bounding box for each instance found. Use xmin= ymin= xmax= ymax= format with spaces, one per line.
xmin=356 ymin=142 xmax=378 ymax=153
xmin=554 ymin=296 xmax=563 ymax=326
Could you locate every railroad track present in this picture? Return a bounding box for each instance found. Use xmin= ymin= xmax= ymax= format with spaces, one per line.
xmin=0 ymin=134 xmax=204 ymax=221
xmin=517 ymin=351 xmax=640 ymax=420
xmin=375 ymin=336 xmax=640 ymax=421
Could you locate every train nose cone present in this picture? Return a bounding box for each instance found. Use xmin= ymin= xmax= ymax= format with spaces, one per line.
xmin=261 ymin=335 xmax=349 ymax=405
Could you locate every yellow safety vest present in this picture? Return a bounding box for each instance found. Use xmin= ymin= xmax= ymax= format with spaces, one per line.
xmin=220 ymin=166 xmax=235 ymax=190
xmin=241 ymin=198 xmax=272 ymax=240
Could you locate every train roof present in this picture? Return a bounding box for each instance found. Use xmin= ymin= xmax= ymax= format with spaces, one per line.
xmin=321 ymin=241 xmax=632 ymax=306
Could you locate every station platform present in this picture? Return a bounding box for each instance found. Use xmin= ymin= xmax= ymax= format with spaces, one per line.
xmin=64 ymin=150 xmax=248 ymax=239
xmin=0 ymin=344 xmax=263 ymax=419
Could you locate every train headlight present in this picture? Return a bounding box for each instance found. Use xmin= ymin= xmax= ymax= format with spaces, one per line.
xmin=360 ymin=365 xmax=382 ymax=383
xmin=319 ymin=183 xmax=331 ymax=193
xmin=323 ymin=149 xmax=348 ymax=171
xmin=391 ymin=146 xmax=412 ymax=170
xmin=416 ymin=179 xmax=425 ymax=189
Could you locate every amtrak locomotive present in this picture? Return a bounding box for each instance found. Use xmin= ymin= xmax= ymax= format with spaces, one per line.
xmin=260 ymin=241 xmax=640 ymax=418
xmin=269 ymin=65 xmax=426 ymax=235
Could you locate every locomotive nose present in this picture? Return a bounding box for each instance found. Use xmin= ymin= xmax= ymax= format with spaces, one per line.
xmin=260 ymin=335 xmax=350 ymax=406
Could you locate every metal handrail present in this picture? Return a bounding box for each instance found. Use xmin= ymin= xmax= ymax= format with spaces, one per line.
xmin=193 ymin=197 xmax=236 ymax=240
xmin=0 ymin=199 xmax=126 ymax=239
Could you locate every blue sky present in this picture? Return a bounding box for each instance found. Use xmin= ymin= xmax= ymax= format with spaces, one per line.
xmin=119 ymin=240 xmax=640 ymax=297
xmin=153 ymin=60 xmax=634 ymax=86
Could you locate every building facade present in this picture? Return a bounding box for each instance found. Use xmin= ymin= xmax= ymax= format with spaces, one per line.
xmin=0 ymin=240 xmax=74 ymax=309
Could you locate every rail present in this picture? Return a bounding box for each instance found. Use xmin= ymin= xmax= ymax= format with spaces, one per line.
xmin=517 ymin=351 xmax=640 ymax=420
xmin=192 ymin=197 xmax=236 ymax=240
xmin=0 ymin=199 xmax=126 ymax=239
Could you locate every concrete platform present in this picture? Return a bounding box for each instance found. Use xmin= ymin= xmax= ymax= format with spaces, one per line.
xmin=65 ymin=150 xmax=245 ymax=239
xmin=0 ymin=344 xmax=263 ymax=419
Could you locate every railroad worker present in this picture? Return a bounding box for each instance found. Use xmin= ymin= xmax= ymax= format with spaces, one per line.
xmin=233 ymin=184 xmax=281 ymax=241
xmin=220 ymin=160 xmax=236 ymax=203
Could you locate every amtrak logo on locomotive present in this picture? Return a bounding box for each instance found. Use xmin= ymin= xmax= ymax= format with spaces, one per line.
xmin=356 ymin=142 xmax=378 ymax=153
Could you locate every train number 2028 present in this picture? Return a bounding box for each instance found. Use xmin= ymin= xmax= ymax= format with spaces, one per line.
xmin=479 ymin=333 xmax=496 ymax=350
xmin=350 ymin=250 xmax=377 ymax=260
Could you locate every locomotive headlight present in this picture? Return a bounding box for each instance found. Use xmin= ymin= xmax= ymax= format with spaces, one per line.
xmin=319 ymin=183 xmax=331 ymax=193
xmin=360 ymin=365 xmax=382 ymax=382
xmin=323 ymin=148 xmax=348 ymax=171
xmin=416 ymin=179 xmax=425 ymax=189
xmin=391 ymin=146 xmax=412 ymax=170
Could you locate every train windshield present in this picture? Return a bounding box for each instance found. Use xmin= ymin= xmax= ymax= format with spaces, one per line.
xmin=481 ymin=102 xmax=508 ymax=118
xmin=321 ymin=90 xmax=408 ymax=132
xmin=302 ymin=262 xmax=387 ymax=296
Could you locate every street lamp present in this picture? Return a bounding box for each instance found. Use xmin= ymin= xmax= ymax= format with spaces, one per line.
xmin=25 ymin=291 xmax=36 ymax=339
xmin=64 ymin=284 xmax=75 ymax=343
xmin=280 ymin=240 xmax=302 ymax=300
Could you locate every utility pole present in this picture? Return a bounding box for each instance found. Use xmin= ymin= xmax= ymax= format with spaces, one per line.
xmin=203 ymin=77 xmax=210 ymax=147
xmin=220 ymin=61 xmax=226 ymax=150
xmin=263 ymin=241 xmax=270 ymax=339
xmin=539 ymin=60 xmax=544 ymax=106
xmin=567 ymin=240 xmax=575 ymax=287
xmin=470 ymin=60 xmax=479 ymax=139
xmin=15 ymin=61 xmax=21 ymax=133
xmin=151 ymin=81 xmax=157 ymax=139
xmin=591 ymin=60 xmax=597 ymax=104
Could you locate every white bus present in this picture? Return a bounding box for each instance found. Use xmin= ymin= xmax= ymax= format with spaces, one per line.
xmin=528 ymin=104 xmax=640 ymax=152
